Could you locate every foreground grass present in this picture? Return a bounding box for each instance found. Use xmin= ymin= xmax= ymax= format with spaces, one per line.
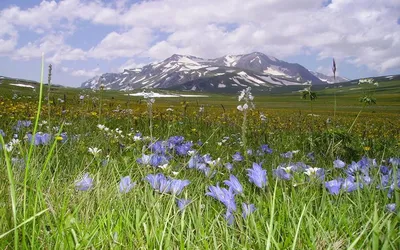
xmin=0 ymin=82 xmax=399 ymax=249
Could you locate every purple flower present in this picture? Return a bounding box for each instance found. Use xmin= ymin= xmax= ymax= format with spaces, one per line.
xmin=0 ymin=129 xmax=5 ymax=137
xmin=333 ymin=159 xmax=346 ymax=169
xmin=247 ymin=162 xmax=267 ymax=188
xmin=232 ymin=152 xmax=243 ymax=162
xmin=75 ymin=173 xmax=93 ymax=191
xmin=119 ymin=176 xmax=136 ymax=193
xmin=242 ymin=203 xmax=256 ymax=219
xmin=386 ymin=203 xmax=396 ymax=213
xmin=273 ymin=167 xmax=292 ymax=180
xmin=145 ymin=173 xmax=189 ymax=195
xmin=27 ymin=132 xmax=51 ymax=146
xmin=389 ymin=158 xmax=400 ymax=166
xmin=225 ymin=162 xmax=233 ymax=171
xmin=280 ymin=151 xmax=293 ymax=159
xmin=223 ymin=175 xmax=243 ymax=195
xmin=225 ymin=209 xmax=234 ymax=225
xmin=150 ymin=141 xmax=166 ymax=154
xmin=247 ymin=149 xmax=253 ymax=155
xmin=176 ymin=198 xmax=191 ymax=211
xmin=307 ymin=152 xmax=315 ymax=161
xmin=145 ymin=173 xmax=165 ymax=190
xmin=260 ymin=144 xmax=273 ymax=154
xmin=169 ymin=179 xmax=190 ymax=195
xmin=342 ymin=177 xmax=359 ymax=192
xmin=206 ymin=184 xmax=237 ymax=211
xmin=325 ymin=179 xmax=342 ymax=195
xmin=137 ymin=154 xmax=152 ymax=165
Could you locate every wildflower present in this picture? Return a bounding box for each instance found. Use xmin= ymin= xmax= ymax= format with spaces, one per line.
xmin=169 ymin=179 xmax=190 ymax=195
xmin=75 ymin=173 xmax=93 ymax=191
xmin=247 ymin=162 xmax=267 ymax=188
xmin=166 ymin=108 xmax=174 ymax=112
xmin=333 ymin=159 xmax=346 ymax=169
xmin=307 ymin=152 xmax=315 ymax=161
xmin=206 ymin=184 xmax=237 ymax=211
xmin=386 ymin=203 xmax=396 ymax=213
xmin=97 ymin=124 xmax=106 ymax=130
xmin=137 ymin=154 xmax=152 ymax=165
xmin=223 ymin=175 xmax=243 ymax=195
xmin=224 ymin=210 xmax=234 ymax=225
xmin=119 ymin=176 xmax=136 ymax=193
xmin=145 ymin=173 xmax=165 ymax=191
xmin=341 ymin=177 xmax=359 ymax=192
xmin=246 ymin=149 xmax=253 ymax=155
xmin=0 ymin=129 xmax=5 ymax=137
xmin=280 ymin=151 xmax=293 ymax=159
xmin=273 ymin=166 xmax=292 ymax=180
xmin=325 ymin=179 xmax=342 ymax=195
xmin=304 ymin=167 xmax=325 ymax=180
xmin=55 ymin=136 xmax=63 ymax=141
xmin=260 ymin=113 xmax=267 ymax=122
xmin=145 ymin=173 xmax=189 ymax=195
xmin=242 ymin=203 xmax=256 ymax=219
xmin=88 ymin=147 xmax=101 ymax=157
xmin=176 ymin=198 xmax=191 ymax=211
xmin=260 ymin=144 xmax=273 ymax=154
xmin=27 ymin=132 xmax=51 ymax=146
xmin=232 ymin=152 xmax=243 ymax=162
xmin=225 ymin=162 xmax=233 ymax=171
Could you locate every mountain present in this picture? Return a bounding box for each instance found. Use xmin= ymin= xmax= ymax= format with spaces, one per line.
xmin=81 ymin=52 xmax=350 ymax=92
xmin=310 ymin=71 xmax=349 ymax=83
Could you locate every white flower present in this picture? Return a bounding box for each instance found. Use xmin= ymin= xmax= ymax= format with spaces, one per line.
xmin=172 ymin=171 xmax=179 ymax=176
xmin=304 ymin=167 xmax=321 ymax=176
xmin=199 ymin=106 xmax=204 ymax=113
xmin=5 ymin=143 xmax=13 ymax=152
xmin=187 ymin=150 xmax=195 ymax=156
xmin=88 ymin=147 xmax=102 ymax=157
xmin=217 ymin=142 xmax=222 ymax=146
xmin=166 ymin=108 xmax=173 ymax=112
xmin=104 ymin=127 xmax=110 ymax=132
xmin=237 ymin=105 xmax=243 ymax=111
xmin=133 ymin=136 xmax=142 ymax=141
xmin=292 ymin=150 xmax=300 ymax=154
xmin=97 ymin=124 xmax=106 ymax=130
xmin=11 ymin=138 xmax=20 ymax=145
xmin=158 ymin=164 xmax=169 ymax=169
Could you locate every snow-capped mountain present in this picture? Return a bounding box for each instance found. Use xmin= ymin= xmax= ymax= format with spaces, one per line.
xmin=310 ymin=71 xmax=349 ymax=84
xmin=81 ymin=52 xmax=349 ymax=92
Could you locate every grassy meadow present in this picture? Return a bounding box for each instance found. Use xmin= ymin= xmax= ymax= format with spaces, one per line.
xmin=0 ymin=77 xmax=399 ymax=249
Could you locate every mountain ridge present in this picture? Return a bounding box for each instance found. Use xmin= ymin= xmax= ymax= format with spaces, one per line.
xmin=81 ymin=52 xmax=350 ymax=92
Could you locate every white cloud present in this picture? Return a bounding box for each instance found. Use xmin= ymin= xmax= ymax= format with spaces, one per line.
xmin=0 ymin=0 xmax=399 ymax=74
xmin=118 ymin=59 xmax=146 ymax=72
xmin=70 ymin=67 xmax=101 ymax=77
xmin=88 ymin=28 xmax=153 ymax=59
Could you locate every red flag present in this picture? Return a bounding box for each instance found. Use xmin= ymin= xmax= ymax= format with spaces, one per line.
xmin=332 ymin=58 xmax=336 ymax=81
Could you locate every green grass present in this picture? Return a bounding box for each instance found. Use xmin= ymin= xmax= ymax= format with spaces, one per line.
xmin=0 ymin=78 xmax=399 ymax=249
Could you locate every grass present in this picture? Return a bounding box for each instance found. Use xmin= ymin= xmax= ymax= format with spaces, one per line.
xmin=0 ymin=76 xmax=399 ymax=249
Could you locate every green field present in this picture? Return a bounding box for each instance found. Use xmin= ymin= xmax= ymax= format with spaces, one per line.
xmin=0 ymin=77 xmax=399 ymax=249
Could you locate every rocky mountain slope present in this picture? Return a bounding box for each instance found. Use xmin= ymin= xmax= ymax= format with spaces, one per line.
xmin=81 ymin=52 xmax=349 ymax=92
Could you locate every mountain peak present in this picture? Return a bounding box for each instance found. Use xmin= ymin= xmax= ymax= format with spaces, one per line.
xmin=81 ymin=52 xmax=350 ymax=91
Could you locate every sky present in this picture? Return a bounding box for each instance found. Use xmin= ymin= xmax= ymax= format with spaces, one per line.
xmin=0 ymin=0 xmax=399 ymax=87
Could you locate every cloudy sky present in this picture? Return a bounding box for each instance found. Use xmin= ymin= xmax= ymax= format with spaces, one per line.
xmin=0 ymin=0 xmax=399 ymax=87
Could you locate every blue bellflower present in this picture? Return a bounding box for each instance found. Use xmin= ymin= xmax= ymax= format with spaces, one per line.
xmin=119 ymin=176 xmax=136 ymax=193
xmin=242 ymin=203 xmax=256 ymax=219
xmin=247 ymin=163 xmax=267 ymax=188
xmin=223 ymin=175 xmax=243 ymax=195
xmin=76 ymin=173 xmax=93 ymax=191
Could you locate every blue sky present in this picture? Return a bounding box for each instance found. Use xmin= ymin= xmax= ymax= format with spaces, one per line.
xmin=0 ymin=0 xmax=399 ymax=87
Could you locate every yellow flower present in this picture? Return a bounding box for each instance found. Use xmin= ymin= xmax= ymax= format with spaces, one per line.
xmin=363 ymin=146 xmax=371 ymax=151
xmin=55 ymin=136 xmax=63 ymax=141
